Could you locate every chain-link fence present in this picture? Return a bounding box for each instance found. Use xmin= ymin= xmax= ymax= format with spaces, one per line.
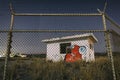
xmin=0 ymin=12 xmax=120 ymax=80
xmin=109 ymin=30 xmax=120 ymax=80
xmin=0 ymin=32 xmax=7 ymax=79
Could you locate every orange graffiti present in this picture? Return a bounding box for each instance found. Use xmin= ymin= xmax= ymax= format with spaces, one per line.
xmin=65 ymin=45 xmax=82 ymax=62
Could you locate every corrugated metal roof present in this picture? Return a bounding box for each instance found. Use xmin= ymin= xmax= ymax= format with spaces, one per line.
xmin=42 ymin=33 xmax=98 ymax=43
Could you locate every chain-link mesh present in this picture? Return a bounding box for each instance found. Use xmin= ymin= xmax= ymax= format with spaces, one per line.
xmin=105 ymin=16 xmax=120 ymax=80
xmin=10 ymin=32 xmax=106 ymax=55
xmin=1 ymin=31 xmax=113 ymax=80
xmin=109 ymin=28 xmax=120 ymax=80
xmin=0 ymin=32 xmax=7 ymax=80
xmin=0 ymin=13 xmax=120 ymax=80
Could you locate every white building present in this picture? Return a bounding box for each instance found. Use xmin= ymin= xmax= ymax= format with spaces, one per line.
xmin=42 ymin=33 xmax=98 ymax=62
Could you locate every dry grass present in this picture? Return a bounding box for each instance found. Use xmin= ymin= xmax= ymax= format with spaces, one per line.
xmin=0 ymin=56 xmax=120 ymax=80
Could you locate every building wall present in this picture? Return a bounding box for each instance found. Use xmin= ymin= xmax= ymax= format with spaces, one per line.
xmin=47 ymin=43 xmax=61 ymax=61
xmin=46 ymin=38 xmax=95 ymax=62
xmin=88 ymin=38 xmax=95 ymax=61
xmin=72 ymin=39 xmax=88 ymax=61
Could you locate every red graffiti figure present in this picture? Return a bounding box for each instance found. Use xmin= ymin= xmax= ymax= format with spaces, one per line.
xmin=65 ymin=45 xmax=82 ymax=62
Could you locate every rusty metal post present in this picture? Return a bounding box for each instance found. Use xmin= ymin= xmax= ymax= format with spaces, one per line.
xmin=102 ymin=13 xmax=110 ymax=57
xmin=106 ymin=30 xmax=116 ymax=80
xmin=102 ymin=13 xmax=116 ymax=80
xmin=3 ymin=14 xmax=14 ymax=80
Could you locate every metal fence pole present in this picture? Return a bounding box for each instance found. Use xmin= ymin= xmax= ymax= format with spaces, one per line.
xmin=102 ymin=13 xmax=116 ymax=80
xmin=3 ymin=14 xmax=14 ymax=80
xmin=106 ymin=31 xmax=116 ymax=80
xmin=102 ymin=13 xmax=110 ymax=57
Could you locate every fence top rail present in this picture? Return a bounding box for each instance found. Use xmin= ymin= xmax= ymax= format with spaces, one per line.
xmin=0 ymin=30 xmax=105 ymax=33
xmin=14 ymin=13 xmax=102 ymax=16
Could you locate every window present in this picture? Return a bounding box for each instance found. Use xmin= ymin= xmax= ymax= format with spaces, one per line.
xmin=60 ymin=43 xmax=71 ymax=54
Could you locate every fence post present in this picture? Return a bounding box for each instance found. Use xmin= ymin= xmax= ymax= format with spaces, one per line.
xmin=3 ymin=14 xmax=14 ymax=80
xmin=106 ymin=31 xmax=116 ymax=80
xmin=102 ymin=13 xmax=116 ymax=80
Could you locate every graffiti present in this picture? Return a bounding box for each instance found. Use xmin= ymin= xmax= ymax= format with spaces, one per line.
xmin=64 ymin=45 xmax=82 ymax=62
xmin=79 ymin=46 xmax=87 ymax=55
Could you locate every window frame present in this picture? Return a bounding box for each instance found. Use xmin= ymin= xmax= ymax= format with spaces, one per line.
xmin=60 ymin=43 xmax=71 ymax=54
